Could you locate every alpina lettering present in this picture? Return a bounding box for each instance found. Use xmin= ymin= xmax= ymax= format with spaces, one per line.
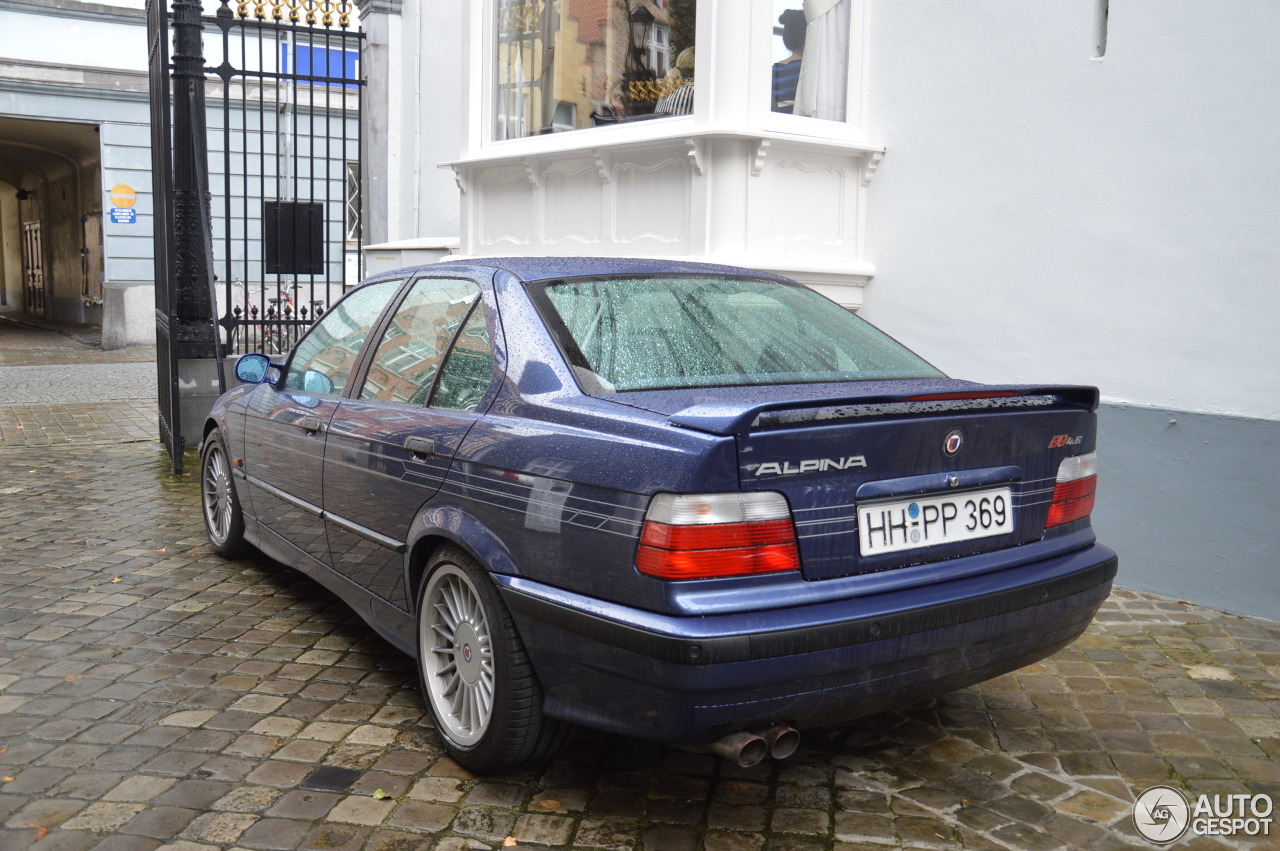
xmin=754 ymin=456 xmax=867 ymax=476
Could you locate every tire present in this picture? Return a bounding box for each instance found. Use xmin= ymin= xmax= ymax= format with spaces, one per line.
xmin=200 ymin=430 xmax=250 ymax=558
xmin=416 ymin=547 xmax=570 ymax=772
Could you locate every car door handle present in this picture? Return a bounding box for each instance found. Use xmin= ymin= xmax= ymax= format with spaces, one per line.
xmin=298 ymin=416 xmax=323 ymax=433
xmin=405 ymin=436 xmax=436 ymax=458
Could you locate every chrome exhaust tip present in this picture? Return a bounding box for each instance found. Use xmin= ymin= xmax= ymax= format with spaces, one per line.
xmin=706 ymin=731 xmax=768 ymax=767
xmin=758 ymin=725 xmax=800 ymax=760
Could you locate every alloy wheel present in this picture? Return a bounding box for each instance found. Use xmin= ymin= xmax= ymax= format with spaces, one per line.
xmin=421 ymin=564 xmax=496 ymax=745
xmin=202 ymin=443 xmax=234 ymax=544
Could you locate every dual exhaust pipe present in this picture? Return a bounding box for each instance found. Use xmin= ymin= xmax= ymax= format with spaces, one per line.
xmin=700 ymin=725 xmax=800 ymax=767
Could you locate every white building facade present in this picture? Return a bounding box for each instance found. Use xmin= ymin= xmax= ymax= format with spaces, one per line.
xmin=0 ymin=0 xmax=155 ymax=346
xmin=450 ymin=0 xmax=881 ymax=309
xmin=363 ymin=0 xmax=1279 ymax=620
xmin=857 ymin=2 xmax=1279 ymax=620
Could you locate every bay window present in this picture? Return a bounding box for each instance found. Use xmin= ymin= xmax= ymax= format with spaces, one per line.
xmin=494 ymin=0 xmax=698 ymax=140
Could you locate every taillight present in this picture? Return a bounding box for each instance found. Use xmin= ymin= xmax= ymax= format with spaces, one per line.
xmin=636 ymin=493 xmax=801 ymax=580
xmin=1046 ymin=452 xmax=1097 ymax=528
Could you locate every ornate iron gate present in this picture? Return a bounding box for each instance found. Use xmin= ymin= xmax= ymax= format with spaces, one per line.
xmin=148 ymin=0 xmax=363 ymax=472
xmin=210 ymin=0 xmax=364 ymax=357
xmin=147 ymin=0 xmax=181 ymax=469
xmin=21 ymin=222 xmax=45 ymax=318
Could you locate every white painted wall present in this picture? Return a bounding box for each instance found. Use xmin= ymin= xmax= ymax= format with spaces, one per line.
xmin=858 ymin=0 xmax=1280 ymax=421
xmin=361 ymin=0 xmax=460 ymax=246
xmin=398 ymin=0 xmax=461 ymax=242
xmin=0 ymin=10 xmax=146 ymax=71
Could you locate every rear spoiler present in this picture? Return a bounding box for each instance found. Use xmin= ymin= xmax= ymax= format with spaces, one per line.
xmin=668 ymin=385 xmax=1100 ymax=436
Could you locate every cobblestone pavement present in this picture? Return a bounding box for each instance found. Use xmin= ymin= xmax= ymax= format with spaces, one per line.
xmin=0 ymin=401 xmax=156 ymax=448
xmin=0 ymin=315 xmax=154 ymax=367
xmin=0 ymin=316 xmax=157 ymax=447
xmin=0 ymin=364 xmax=157 ymax=407
xmin=1 ymin=325 xmax=1279 ymax=850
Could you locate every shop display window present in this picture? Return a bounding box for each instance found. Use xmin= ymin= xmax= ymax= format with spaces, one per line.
xmin=494 ymin=0 xmax=698 ymax=139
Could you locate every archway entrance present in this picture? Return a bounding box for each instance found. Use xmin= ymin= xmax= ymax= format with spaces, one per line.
xmin=0 ymin=117 xmax=103 ymax=321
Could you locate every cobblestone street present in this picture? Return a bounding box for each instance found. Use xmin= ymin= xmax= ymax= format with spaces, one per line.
xmin=1 ymin=318 xmax=1279 ymax=850
xmin=0 ymin=316 xmax=155 ymax=448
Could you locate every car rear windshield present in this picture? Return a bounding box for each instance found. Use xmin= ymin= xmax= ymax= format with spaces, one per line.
xmin=528 ymin=276 xmax=944 ymax=392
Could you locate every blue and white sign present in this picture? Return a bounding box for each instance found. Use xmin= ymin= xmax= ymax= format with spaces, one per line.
xmin=110 ymin=208 xmax=137 ymax=224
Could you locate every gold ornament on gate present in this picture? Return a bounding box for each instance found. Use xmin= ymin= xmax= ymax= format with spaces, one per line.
xmin=234 ymin=0 xmax=351 ymax=27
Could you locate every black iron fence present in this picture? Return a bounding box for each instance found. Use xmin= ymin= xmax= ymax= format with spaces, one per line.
xmin=148 ymin=0 xmax=363 ymax=471
xmin=147 ymin=0 xmax=182 ymax=468
xmin=209 ymin=0 xmax=364 ymax=356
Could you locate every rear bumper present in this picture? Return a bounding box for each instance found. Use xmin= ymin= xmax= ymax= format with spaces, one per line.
xmin=498 ymin=544 xmax=1117 ymax=744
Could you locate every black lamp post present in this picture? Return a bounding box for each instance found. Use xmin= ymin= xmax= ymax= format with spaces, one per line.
xmin=630 ymin=3 xmax=655 ymax=57
xmin=624 ymin=2 xmax=657 ymax=114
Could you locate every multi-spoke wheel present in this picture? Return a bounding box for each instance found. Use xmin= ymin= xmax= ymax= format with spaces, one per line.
xmin=200 ymin=430 xmax=249 ymax=558
xmin=416 ymin=548 xmax=570 ymax=772
xmin=421 ymin=564 xmax=496 ymax=745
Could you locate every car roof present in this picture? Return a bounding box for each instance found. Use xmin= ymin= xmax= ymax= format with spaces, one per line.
xmin=438 ymin=256 xmax=795 ymax=284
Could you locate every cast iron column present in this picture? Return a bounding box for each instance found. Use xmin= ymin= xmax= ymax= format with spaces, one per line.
xmin=170 ymin=0 xmax=217 ymax=359
xmin=169 ymin=0 xmax=226 ymax=452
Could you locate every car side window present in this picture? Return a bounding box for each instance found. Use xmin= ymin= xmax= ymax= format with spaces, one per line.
xmin=284 ymin=279 xmax=403 ymax=395
xmin=359 ymin=277 xmax=481 ymax=405
xmin=431 ymin=303 xmax=495 ymax=412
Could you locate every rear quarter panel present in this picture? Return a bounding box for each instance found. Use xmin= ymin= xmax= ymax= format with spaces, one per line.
xmin=441 ymin=385 xmax=739 ymax=612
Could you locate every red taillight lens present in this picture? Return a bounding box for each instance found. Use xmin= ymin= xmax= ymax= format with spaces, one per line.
xmin=636 ymin=493 xmax=801 ymax=580
xmin=1046 ymin=452 xmax=1097 ymax=528
xmin=640 ymin=518 xmax=796 ymax=550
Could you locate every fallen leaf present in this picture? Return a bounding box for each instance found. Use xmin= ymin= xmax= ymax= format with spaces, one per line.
xmin=64 ymin=674 xmax=82 ymax=682
xmin=0 ymin=747 xmax=7 ymax=755
xmin=371 ymin=789 xmax=391 ymax=800
xmin=538 ymin=799 xmax=560 ymax=809
xmin=2 ymin=777 xmax=13 ymax=782
xmin=503 ymin=839 xmax=518 ymax=848
xmin=110 ymin=578 xmax=122 ymax=583
xmin=30 ymin=825 xmax=49 ymax=840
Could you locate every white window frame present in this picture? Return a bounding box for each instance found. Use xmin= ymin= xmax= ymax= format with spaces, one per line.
xmin=756 ymin=0 xmax=870 ymax=140
xmin=460 ymin=0 xmax=869 ymax=163
xmin=466 ymin=0 xmax=702 ymax=160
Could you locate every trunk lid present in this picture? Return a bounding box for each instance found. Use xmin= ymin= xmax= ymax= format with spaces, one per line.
xmin=644 ymin=381 xmax=1099 ymax=581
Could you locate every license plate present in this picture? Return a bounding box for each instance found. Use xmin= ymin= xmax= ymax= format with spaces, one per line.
xmin=858 ymin=487 xmax=1013 ymax=557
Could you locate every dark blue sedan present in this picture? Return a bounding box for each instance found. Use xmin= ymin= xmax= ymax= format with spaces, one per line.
xmin=200 ymin=258 xmax=1117 ymax=772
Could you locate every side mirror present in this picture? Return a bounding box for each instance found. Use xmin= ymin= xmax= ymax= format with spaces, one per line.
xmin=235 ymin=353 xmax=271 ymax=384
xmin=302 ymin=369 xmax=334 ymax=395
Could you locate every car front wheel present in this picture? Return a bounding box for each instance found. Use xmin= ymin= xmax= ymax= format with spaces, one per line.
xmin=200 ymin=430 xmax=249 ymax=558
xmin=416 ymin=547 xmax=569 ymax=772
